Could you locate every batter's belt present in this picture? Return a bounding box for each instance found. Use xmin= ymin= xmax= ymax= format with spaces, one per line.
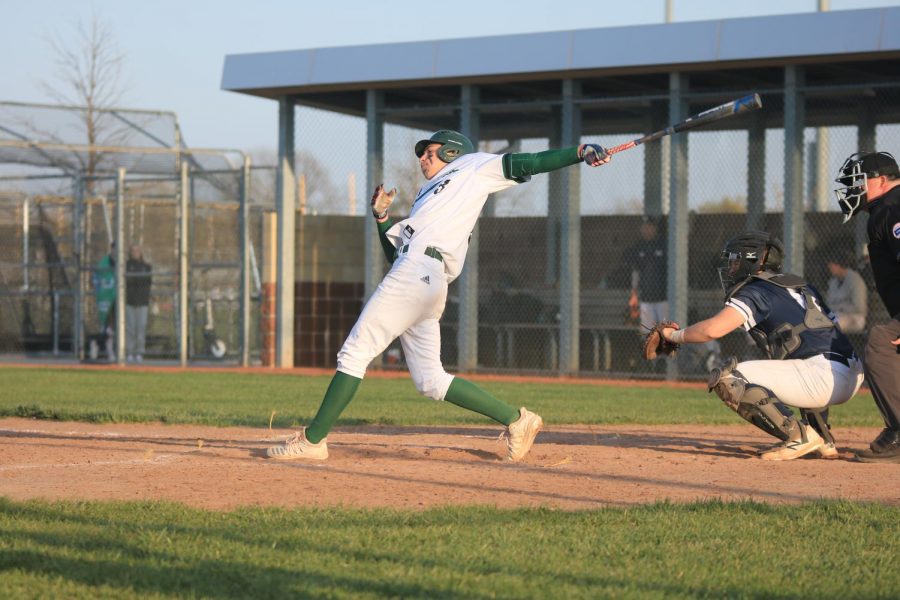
xmin=395 ymin=244 xmax=444 ymax=263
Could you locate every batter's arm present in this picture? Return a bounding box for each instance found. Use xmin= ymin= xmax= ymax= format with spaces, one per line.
xmin=502 ymin=144 xmax=609 ymax=182
xmin=375 ymin=218 xmax=396 ymax=264
xmin=501 ymin=147 xmax=580 ymax=182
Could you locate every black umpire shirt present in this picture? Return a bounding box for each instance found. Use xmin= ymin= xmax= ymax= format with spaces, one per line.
xmin=866 ymin=185 xmax=900 ymax=319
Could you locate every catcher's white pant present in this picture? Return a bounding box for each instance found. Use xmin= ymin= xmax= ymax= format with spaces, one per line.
xmin=336 ymin=252 xmax=454 ymax=400
xmin=737 ymin=354 xmax=864 ymax=409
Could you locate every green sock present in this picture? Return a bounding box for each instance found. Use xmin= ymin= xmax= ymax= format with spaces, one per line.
xmin=444 ymin=377 xmax=519 ymax=426
xmin=306 ymin=371 xmax=362 ymax=443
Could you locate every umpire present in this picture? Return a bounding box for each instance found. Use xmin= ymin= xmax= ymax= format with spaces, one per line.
xmin=835 ymin=151 xmax=900 ymax=462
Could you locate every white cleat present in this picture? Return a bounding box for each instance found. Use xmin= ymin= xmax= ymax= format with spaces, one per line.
xmin=760 ymin=426 xmax=825 ymax=461
xmin=504 ymin=407 xmax=543 ymax=462
xmin=266 ymin=428 xmax=328 ymax=460
xmin=817 ymin=442 xmax=839 ymax=459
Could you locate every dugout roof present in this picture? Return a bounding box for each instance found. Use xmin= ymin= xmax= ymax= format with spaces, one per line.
xmin=221 ymin=7 xmax=900 ymax=139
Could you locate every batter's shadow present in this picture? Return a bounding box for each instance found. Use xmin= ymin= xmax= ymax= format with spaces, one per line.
xmin=247 ymin=436 xmax=501 ymax=462
xmin=250 ymin=426 xmax=861 ymax=462
xmin=336 ymin=440 xmax=502 ymax=462
xmin=328 ymin=425 xmax=758 ymax=459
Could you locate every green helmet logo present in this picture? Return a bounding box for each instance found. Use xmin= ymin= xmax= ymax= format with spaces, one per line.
xmin=414 ymin=130 xmax=475 ymax=163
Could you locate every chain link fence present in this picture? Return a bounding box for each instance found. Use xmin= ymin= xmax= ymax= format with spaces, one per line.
xmin=289 ymin=84 xmax=900 ymax=379
xmin=0 ymin=102 xmax=263 ymax=364
xmin=4 ymin=87 xmax=896 ymax=378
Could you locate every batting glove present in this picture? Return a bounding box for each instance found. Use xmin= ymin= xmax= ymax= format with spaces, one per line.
xmin=579 ymin=143 xmax=611 ymax=167
xmin=371 ymin=184 xmax=397 ymax=221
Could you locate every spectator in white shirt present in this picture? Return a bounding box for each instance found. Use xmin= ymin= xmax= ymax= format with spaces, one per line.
xmin=825 ymin=252 xmax=867 ymax=333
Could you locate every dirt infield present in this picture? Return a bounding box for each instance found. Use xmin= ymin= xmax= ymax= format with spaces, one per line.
xmin=2 ymin=418 xmax=897 ymax=510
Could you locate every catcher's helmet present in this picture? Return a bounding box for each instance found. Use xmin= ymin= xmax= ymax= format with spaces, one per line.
xmin=718 ymin=230 xmax=784 ymax=298
xmin=414 ymin=130 xmax=475 ymax=163
xmin=834 ymin=151 xmax=900 ymax=223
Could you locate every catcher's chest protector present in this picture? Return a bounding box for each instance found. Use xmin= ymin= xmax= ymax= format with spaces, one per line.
xmin=747 ymin=272 xmax=834 ymax=359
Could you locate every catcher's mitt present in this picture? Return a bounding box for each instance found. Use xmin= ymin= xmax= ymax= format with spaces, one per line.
xmin=641 ymin=320 xmax=680 ymax=360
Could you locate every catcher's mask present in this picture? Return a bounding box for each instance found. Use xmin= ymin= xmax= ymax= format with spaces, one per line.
xmin=718 ymin=230 xmax=784 ymax=299
xmin=414 ymin=130 xmax=475 ymax=163
xmin=834 ymin=151 xmax=900 ymax=223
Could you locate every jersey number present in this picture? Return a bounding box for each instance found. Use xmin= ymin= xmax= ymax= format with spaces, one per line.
xmin=434 ymin=179 xmax=451 ymax=194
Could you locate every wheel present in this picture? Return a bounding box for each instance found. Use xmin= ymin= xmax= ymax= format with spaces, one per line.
xmin=209 ymin=338 xmax=227 ymax=359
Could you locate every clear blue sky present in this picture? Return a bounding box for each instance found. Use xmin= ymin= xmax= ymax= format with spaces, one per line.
xmin=1 ymin=0 xmax=897 ymax=155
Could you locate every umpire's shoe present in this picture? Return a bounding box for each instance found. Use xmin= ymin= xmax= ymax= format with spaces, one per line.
xmin=855 ymin=428 xmax=900 ymax=463
xmin=266 ymin=428 xmax=328 ymax=460
xmin=505 ymin=407 xmax=543 ymax=462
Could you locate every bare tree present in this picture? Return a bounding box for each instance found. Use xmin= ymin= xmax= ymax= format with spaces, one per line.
xmin=40 ymin=9 xmax=127 ymax=191
xmin=384 ymin=131 xmax=430 ymax=216
xmin=385 ymin=158 xmax=423 ymax=216
xmin=246 ymin=148 xmax=344 ymax=214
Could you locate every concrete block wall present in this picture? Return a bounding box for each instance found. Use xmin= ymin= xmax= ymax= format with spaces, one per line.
xmin=294 ymin=281 xmax=364 ymax=367
xmin=296 ymin=215 xmax=365 ymax=282
xmin=292 ymin=216 xmax=366 ymax=367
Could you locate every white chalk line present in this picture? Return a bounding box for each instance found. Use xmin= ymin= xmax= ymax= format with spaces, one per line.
xmin=0 ymin=427 xmax=283 ymax=444
xmin=0 ymin=452 xmax=185 ymax=472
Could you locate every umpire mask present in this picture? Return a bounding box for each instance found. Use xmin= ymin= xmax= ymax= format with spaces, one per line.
xmin=834 ymin=151 xmax=900 ymax=223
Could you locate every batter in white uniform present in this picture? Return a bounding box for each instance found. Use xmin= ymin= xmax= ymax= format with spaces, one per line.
xmin=268 ymin=130 xmax=610 ymax=462
xmin=659 ymin=231 xmax=864 ymax=460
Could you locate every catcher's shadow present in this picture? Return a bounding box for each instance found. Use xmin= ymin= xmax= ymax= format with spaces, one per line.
xmin=535 ymin=428 xmax=757 ymax=459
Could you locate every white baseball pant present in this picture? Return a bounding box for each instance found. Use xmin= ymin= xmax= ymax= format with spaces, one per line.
xmin=736 ymin=354 xmax=864 ymax=409
xmin=336 ymin=252 xmax=454 ymax=401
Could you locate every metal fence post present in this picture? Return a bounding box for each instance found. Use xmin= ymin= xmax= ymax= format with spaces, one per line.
xmin=241 ymin=154 xmax=252 ymax=367
xmin=746 ymin=111 xmax=767 ymax=231
xmin=783 ymin=65 xmax=806 ymax=276
xmin=22 ymin=196 xmax=29 ymax=292
xmin=457 ymin=84 xmax=480 ymax=372
xmin=559 ymin=79 xmax=581 ymax=375
xmin=644 ymin=104 xmax=667 ymax=217
xmin=52 ymin=292 xmax=60 ymax=356
xmin=72 ymin=174 xmax=84 ymax=360
xmin=179 ymin=161 xmax=190 ymax=366
xmin=115 ymin=168 xmax=126 ymax=365
xmin=667 ymin=73 xmax=690 ymax=381
xmin=276 ymin=98 xmax=296 ymax=368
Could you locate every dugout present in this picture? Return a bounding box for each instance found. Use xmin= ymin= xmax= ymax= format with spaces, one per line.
xmin=222 ymin=7 xmax=900 ymax=376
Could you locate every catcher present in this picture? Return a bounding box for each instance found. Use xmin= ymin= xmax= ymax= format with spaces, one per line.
xmin=643 ymin=230 xmax=864 ymax=460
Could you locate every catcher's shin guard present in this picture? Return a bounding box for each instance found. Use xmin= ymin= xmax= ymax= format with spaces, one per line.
xmin=708 ymin=358 xmax=801 ymax=442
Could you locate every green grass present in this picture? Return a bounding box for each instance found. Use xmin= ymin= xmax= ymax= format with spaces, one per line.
xmin=0 ymin=366 xmax=884 ymax=428
xmin=0 ymin=498 xmax=897 ymax=599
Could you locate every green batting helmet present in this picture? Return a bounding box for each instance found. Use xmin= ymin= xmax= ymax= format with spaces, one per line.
xmin=414 ymin=130 xmax=475 ymax=163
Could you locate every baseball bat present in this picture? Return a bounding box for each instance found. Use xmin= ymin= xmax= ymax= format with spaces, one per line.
xmin=606 ymin=93 xmax=763 ymax=156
